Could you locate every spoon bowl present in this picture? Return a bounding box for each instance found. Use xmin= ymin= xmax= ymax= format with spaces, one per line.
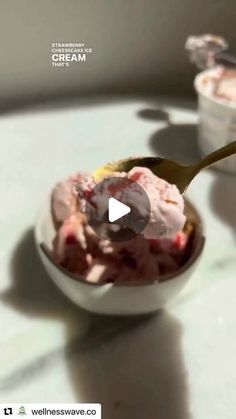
xmin=94 ymin=142 xmax=236 ymax=193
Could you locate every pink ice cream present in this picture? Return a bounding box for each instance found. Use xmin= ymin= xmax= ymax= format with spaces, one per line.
xmin=215 ymin=72 xmax=236 ymax=101
xmin=51 ymin=173 xmax=85 ymax=226
xmin=78 ymin=167 xmax=186 ymax=239
xmin=196 ymin=66 xmax=236 ymax=103
xmin=128 ymin=167 xmax=186 ymax=238
xmin=185 ymin=34 xmax=236 ymax=103
xmin=51 ymin=168 xmax=192 ymax=284
xmin=185 ymin=34 xmax=228 ymax=70
xmin=52 ymin=210 xmax=189 ymax=283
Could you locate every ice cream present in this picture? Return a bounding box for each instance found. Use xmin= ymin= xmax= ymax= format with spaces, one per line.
xmin=185 ymin=34 xmax=228 ymax=70
xmin=185 ymin=34 xmax=236 ymax=103
xmin=77 ymin=167 xmax=186 ymax=239
xmin=50 ymin=168 xmax=193 ymax=284
xmin=215 ymin=70 xmax=236 ymax=101
xmin=51 ymin=173 xmax=85 ymax=226
xmin=128 ymin=167 xmax=186 ymax=238
xmin=196 ymin=66 xmax=236 ymax=103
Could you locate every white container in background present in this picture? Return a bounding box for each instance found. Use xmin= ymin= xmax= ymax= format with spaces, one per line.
xmin=194 ymin=68 xmax=236 ymax=174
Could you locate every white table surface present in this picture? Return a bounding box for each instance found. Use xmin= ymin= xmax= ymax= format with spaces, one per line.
xmin=0 ymin=96 xmax=235 ymax=419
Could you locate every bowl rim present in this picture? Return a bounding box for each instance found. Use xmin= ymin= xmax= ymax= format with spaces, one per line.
xmin=35 ymin=197 xmax=205 ymax=288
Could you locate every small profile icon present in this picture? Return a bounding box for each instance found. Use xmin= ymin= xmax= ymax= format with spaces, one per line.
xmin=18 ymin=407 xmax=27 ymax=416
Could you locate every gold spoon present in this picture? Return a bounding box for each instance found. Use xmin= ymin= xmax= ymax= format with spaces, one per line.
xmin=93 ymin=141 xmax=236 ymax=193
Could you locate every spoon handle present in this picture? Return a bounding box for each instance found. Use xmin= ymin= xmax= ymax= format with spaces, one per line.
xmin=195 ymin=141 xmax=236 ymax=171
xmin=216 ymin=51 xmax=236 ymax=67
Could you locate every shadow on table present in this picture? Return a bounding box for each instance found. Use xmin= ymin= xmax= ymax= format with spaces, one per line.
xmin=137 ymin=107 xmax=201 ymax=165
xmin=67 ymin=311 xmax=190 ymax=419
xmin=209 ymin=171 xmax=236 ymax=239
xmin=1 ymin=229 xmax=191 ymax=419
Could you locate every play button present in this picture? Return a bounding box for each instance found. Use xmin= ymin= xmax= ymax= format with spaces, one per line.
xmin=108 ymin=197 xmax=131 ymax=222
xmin=85 ymin=177 xmax=151 ymax=242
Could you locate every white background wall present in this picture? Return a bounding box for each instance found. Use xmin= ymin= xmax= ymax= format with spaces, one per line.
xmin=0 ymin=0 xmax=236 ymax=105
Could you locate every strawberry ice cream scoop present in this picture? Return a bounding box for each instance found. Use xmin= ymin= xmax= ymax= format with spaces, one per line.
xmin=51 ymin=170 xmax=193 ymax=284
xmin=127 ymin=167 xmax=186 ymax=239
xmin=78 ymin=166 xmax=186 ymax=239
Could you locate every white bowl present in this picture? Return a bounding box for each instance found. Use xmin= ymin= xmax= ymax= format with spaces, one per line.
xmin=194 ymin=68 xmax=236 ymax=174
xmin=35 ymin=197 xmax=205 ymax=315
